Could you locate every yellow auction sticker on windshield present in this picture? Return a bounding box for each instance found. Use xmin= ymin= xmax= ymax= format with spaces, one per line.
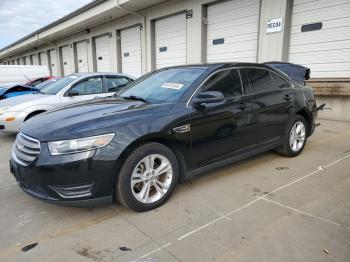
xmin=161 ymin=83 xmax=184 ymax=90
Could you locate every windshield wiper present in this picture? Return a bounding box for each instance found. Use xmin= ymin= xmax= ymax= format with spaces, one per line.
xmin=121 ymin=95 xmax=149 ymax=103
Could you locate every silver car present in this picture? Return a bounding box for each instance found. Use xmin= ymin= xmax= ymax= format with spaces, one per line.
xmin=0 ymin=72 xmax=134 ymax=132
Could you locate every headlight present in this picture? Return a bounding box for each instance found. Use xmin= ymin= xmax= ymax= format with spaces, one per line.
xmin=0 ymin=107 xmax=9 ymax=116
xmin=47 ymin=133 xmax=115 ymax=155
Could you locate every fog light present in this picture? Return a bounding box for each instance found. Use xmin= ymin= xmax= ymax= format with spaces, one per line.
xmin=49 ymin=183 xmax=94 ymax=199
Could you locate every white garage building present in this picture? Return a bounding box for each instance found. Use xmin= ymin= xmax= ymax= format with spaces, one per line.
xmin=0 ymin=0 xmax=349 ymax=120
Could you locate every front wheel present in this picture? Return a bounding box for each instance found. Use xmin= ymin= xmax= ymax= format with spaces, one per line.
xmin=276 ymin=115 xmax=307 ymax=157
xmin=115 ymin=142 xmax=179 ymax=212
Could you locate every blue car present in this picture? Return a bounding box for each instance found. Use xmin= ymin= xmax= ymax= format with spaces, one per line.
xmin=0 ymin=78 xmax=61 ymax=100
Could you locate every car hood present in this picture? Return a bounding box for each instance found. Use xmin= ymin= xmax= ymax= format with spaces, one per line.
xmin=21 ymin=96 xmax=174 ymax=141
xmin=0 ymin=93 xmax=54 ymax=109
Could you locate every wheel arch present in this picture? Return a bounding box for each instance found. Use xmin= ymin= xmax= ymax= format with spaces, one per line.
xmin=295 ymin=108 xmax=312 ymax=136
xmin=112 ymin=133 xmax=187 ymax=191
xmin=24 ymin=110 xmax=46 ymax=121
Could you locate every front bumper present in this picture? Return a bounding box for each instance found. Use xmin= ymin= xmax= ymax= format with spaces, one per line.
xmin=9 ymin=145 xmax=119 ymax=207
xmin=0 ymin=112 xmax=25 ymax=133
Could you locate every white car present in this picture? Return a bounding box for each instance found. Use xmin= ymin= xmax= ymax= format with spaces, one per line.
xmin=0 ymin=72 xmax=134 ymax=133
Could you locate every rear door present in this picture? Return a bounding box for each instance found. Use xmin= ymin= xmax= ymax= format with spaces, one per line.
xmin=241 ymin=67 xmax=293 ymax=146
xmin=190 ymin=68 xmax=253 ymax=167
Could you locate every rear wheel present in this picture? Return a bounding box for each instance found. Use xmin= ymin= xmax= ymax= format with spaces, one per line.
xmin=276 ymin=115 xmax=307 ymax=157
xmin=116 ymin=142 xmax=179 ymax=212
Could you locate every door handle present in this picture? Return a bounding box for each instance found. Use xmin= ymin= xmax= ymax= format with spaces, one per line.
xmin=283 ymin=94 xmax=292 ymax=101
xmin=238 ymin=102 xmax=248 ymax=110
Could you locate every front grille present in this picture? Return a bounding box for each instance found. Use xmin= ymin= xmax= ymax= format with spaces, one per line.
xmin=12 ymin=132 xmax=40 ymax=166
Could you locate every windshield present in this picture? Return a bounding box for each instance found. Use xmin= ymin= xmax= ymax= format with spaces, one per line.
xmin=41 ymin=75 xmax=78 ymax=95
xmin=118 ymin=68 xmax=206 ymax=103
xmin=35 ymin=78 xmax=61 ymax=90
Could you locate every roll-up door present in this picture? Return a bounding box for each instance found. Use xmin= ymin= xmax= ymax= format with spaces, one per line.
xmin=24 ymin=56 xmax=29 ymax=65
xmin=61 ymin=45 xmax=73 ymax=76
xmin=206 ymin=0 xmax=260 ymax=63
xmin=39 ymin=52 xmax=48 ymax=67
xmin=120 ymin=26 xmax=142 ymax=77
xmin=289 ymin=0 xmax=350 ymax=77
xmin=31 ymin=54 xmax=39 ymax=65
xmin=76 ymin=41 xmax=89 ymax=72
xmin=95 ymin=35 xmax=111 ymax=72
xmin=49 ymin=49 xmax=58 ymax=76
xmin=155 ymin=13 xmax=187 ymax=69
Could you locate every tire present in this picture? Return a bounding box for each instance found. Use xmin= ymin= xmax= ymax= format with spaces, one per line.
xmin=116 ymin=142 xmax=179 ymax=212
xmin=276 ymin=115 xmax=308 ymax=157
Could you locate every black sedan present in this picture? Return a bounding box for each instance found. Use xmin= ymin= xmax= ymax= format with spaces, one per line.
xmin=10 ymin=63 xmax=319 ymax=211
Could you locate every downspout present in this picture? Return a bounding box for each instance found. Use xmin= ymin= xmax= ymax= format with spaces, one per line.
xmin=114 ymin=0 xmax=147 ymax=74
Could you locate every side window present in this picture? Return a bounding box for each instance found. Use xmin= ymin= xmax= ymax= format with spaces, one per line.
xmin=70 ymin=77 xmax=102 ymax=95
xmin=200 ymin=69 xmax=243 ymax=98
xmin=105 ymin=77 xmax=130 ymax=93
xmin=243 ymin=68 xmax=274 ymax=94
xmin=270 ymin=72 xmax=289 ymax=89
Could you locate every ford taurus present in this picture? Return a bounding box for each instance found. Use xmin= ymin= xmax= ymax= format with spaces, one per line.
xmin=10 ymin=63 xmax=319 ymax=211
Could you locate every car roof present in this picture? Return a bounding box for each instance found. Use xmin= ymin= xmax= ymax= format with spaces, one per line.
xmin=160 ymin=62 xmax=278 ymax=70
xmin=71 ymin=72 xmax=136 ymax=79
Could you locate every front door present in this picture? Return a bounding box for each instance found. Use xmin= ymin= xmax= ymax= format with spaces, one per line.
xmin=189 ymin=68 xmax=253 ymax=168
xmin=61 ymin=76 xmax=107 ymax=104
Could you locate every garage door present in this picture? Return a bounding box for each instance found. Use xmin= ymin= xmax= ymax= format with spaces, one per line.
xmin=76 ymin=41 xmax=89 ymax=72
xmin=39 ymin=52 xmax=48 ymax=67
xmin=31 ymin=54 xmax=39 ymax=65
xmin=24 ymin=56 xmax=29 ymax=65
xmin=289 ymin=0 xmax=350 ymax=78
xmin=49 ymin=49 xmax=58 ymax=76
xmin=61 ymin=45 xmax=73 ymax=76
xmin=121 ymin=26 xmax=142 ymax=77
xmin=155 ymin=13 xmax=187 ymax=69
xmin=206 ymin=0 xmax=260 ymax=63
xmin=95 ymin=35 xmax=111 ymax=72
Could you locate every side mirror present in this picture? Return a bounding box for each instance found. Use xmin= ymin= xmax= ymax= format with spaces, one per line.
xmin=192 ymin=91 xmax=224 ymax=107
xmin=67 ymin=89 xmax=79 ymax=97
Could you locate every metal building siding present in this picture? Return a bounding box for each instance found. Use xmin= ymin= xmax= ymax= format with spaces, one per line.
xmin=155 ymin=13 xmax=187 ymax=69
xmin=289 ymin=0 xmax=350 ymax=78
xmin=49 ymin=49 xmax=59 ymax=76
xmin=95 ymin=35 xmax=111 ymax=72
xmin=76 ymin=41 xmax=89 ymax=72
xmin=39 ymin=52 xmax=48 ymax=67
xmin=61 ymin=45 xmax=73 ymax=76
xmin=121 ymin=26 xmax=142 ymax=77
xmin=206 ymin=0 xmax=260 ymax=63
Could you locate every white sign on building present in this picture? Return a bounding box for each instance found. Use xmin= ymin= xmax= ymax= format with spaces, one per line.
xmin=267 ymin=17 xmax=283 ymax=33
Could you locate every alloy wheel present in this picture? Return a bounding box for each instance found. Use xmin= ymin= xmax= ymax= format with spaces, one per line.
xmin=130 ymin=154 xmax=173 ymax=204
xmin=289 ymin=121 xmax=306 ymax=152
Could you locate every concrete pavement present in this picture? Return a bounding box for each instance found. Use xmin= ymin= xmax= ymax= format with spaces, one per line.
xmin=0 ymin=119 xmax=349 ymax=262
